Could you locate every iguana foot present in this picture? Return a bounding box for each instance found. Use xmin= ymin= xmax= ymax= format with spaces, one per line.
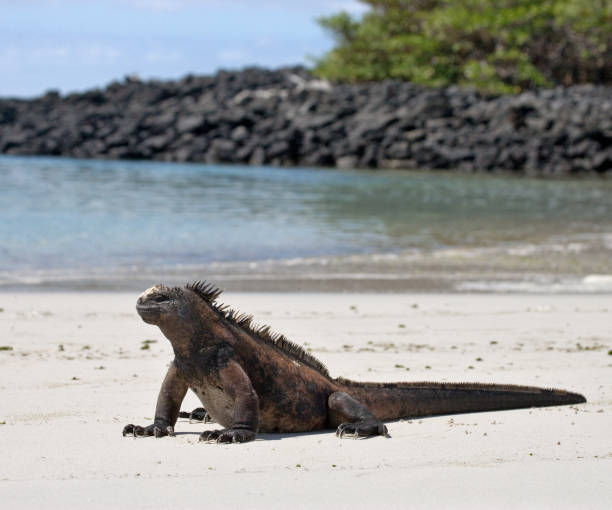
xmin=199 ymin=428 xmax=255 ymax=443
xmin=336 ymin=420 xmax=388 ymax=439
xmin=178 ymin=407 xmax=213 ymax=423
xmin=122 ymin=423 xmax=175 ymax=438
xmin=198 ymin=428 xmax=227 ymax=441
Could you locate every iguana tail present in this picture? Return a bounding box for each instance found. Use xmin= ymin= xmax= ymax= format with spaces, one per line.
xmin=337 ymin=379 xmax=586 ymax=421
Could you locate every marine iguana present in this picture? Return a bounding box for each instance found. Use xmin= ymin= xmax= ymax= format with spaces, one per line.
xmin=123 ymin=282 xmax=586 ymax=443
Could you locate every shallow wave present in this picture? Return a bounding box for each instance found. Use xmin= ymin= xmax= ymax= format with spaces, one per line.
xmin=456 ymin=275 xmax=612 ymax=294
xmin=2 ymin=245 xmax=612 ymax=293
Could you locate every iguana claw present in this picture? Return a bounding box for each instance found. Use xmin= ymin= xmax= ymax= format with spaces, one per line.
xmin=122 ymin=424 xmax=141 ymax=437
xmin=199 ymin=429 xmax=225 ymax=442
xmin=336 ymin=420 xmax=388 ymax=439
xmin=122 ymin=422 xmax=175 ymax=438
xmin=198 ymin=428 xmax=255 ymax=443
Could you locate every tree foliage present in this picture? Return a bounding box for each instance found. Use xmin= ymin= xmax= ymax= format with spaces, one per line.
xmin=314 ymin=0 xmax=612 ymax=93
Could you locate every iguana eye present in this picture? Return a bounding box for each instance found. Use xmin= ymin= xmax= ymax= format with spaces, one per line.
xmin=153 ymin=295 xmax=169 ymax=303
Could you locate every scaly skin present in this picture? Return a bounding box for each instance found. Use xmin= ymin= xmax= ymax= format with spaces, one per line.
xmin=122 ymin=282 xmax=586 ymax=443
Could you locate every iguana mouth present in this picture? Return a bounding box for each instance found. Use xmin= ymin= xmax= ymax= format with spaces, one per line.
xmin=136 ymin=304 xmax=161 ymax=322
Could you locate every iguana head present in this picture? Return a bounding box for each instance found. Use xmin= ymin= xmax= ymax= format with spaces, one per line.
xmin=136 ymin=283 xmax=223 ymax=352
xmin=136 ymin=282 xmax=232 ymax=357
xmin=136 ymin=284 xmax=214 ymax=359
xmin=136 ymin=284 xmax=182 ymax=325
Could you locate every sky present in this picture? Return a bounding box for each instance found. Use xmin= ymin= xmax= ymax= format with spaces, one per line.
xmin=0 ymin=0 xmax=368 ymax=98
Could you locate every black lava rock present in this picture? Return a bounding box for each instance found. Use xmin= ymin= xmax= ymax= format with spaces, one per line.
xmin=1 ymin=67 xmax=611 ymax=175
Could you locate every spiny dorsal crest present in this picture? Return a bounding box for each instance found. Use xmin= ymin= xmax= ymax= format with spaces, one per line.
xmin=184 ymin=281 xmax=329 ymax=377
xmin=186 ymin=280 xmax=223 ymax=303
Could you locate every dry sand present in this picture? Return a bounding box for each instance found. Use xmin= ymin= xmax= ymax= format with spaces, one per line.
xmin=0 ymin=291 xmax=611 ymax=509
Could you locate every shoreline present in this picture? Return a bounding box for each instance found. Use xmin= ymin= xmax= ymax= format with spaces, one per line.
xmin=1 ymin=291 xmax=610 ymax=508
xmin=2 ymin=264 xmax=612 ymax=293
xmin=3 ymin=246 xmax=612 ymax=294
xmin=3 ymin=274 xmax=612 ymax=293
xmin=3 ymin=275 xmax=612 ymax=294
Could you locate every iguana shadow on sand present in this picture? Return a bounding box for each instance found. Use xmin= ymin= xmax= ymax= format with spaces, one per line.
xmin=123 ymin=282 xmax=586 ymax=443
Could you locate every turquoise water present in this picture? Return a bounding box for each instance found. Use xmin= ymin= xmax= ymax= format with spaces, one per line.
xmin=1 ymin=155 xmax=612 ymax=291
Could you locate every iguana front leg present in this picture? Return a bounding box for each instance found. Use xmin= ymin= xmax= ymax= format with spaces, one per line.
xmin=199 ymin=361 xmax=259 ymax=444
xmin=328 ymin=392 xmax=388 ymax=439
xmin=123 ymin=362 xmax=188 ymax=438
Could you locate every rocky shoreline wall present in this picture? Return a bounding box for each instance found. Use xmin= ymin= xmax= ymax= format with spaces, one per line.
xmin=1 ymin=66 xmax=611 ymax=174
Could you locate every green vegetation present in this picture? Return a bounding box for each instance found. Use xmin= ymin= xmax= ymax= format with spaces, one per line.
xmin=314 ymin=0 xmax=612 ymax=93
xmin=141 ymin=339 xmax=157 ymax=350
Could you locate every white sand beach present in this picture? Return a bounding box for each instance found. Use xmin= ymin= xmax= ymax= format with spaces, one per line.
xmin=0 ymin=291 xmax=611 ymax=509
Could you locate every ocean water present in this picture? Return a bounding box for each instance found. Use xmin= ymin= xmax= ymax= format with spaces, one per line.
xmin=1 ymin=155 xmax=612 ymax=291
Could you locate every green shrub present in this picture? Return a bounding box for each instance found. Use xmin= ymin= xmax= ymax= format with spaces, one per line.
xmin=314 ymin=0 xmax=612 ymax=93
